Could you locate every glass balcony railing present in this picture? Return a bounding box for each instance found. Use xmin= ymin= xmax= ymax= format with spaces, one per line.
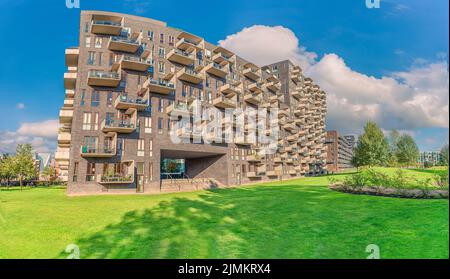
xmin=111 ymin=36 xmax=139 ymax=45
xmin=116 ymin=95 xmax=148 ymax=105
xmin=93 ymin=20 xmax=121 ymax=26
xmin=172 ymin=49 xmax=194 ymax=58
xmin=81 ymin=146 xmax=114 ymax=155
xmin=104 ymin=119 xmax=135 ymax=129
xmin=147 ymin=79 xmax=175 ymax=88
xmin=88 ymin=71 xmax=120 ymax=79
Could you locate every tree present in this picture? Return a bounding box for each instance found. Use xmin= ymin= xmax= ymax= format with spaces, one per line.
xmin=352 ymin=121 xmax=390 ymax=168
xmin=395 ymin=134 xmax=419 ymax=167
xmin=388 ymin=129 xmax=400 ymax=166
xmin=42 ymin=165 xmax=57 ymax=186
xmin=0 ymin=155 xmax=15 ymax=187
xmin=13 ymin=144 xmax=36 ymax=190
xmin=440 ymin=144 xmax=449 ymax=166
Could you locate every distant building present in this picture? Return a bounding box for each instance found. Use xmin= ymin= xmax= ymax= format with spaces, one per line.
xmin=344 ymin=135 xmax=356 ymax=149
xmin=325 ymin=131 xmax=354 ymax=172
xmin=418 ymin=151 xmax=441 ymax=166
xmin=33 ymin=153 xmax=54 ymax=180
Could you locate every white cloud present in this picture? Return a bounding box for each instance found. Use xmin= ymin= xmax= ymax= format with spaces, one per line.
xmin=16 ymin=103 xmax=25 ymax=109
xmin=0 ymin=119 xmax=58 ymax=154
xmin=219 ymin=25 xmax=317 ymax=70
xmin=219 ymin=25 xmax=449 ymax=136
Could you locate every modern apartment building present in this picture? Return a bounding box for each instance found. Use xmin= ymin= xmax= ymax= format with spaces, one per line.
xmin=56 ymin=11 xmax=327 ymax=194
xmin=325 ymin=131 xmax=353 ymax=172
xmin=418 ymin=151 xmax=442 ymax=166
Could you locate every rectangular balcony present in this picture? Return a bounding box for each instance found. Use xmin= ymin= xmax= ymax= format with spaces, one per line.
xmin=120 ymin=55 xmax=151 ymax=72
xmin=284 ymin=123 xmax=296 ymax=132
xmin=220 ymin=84 xmax=242 ymax=96
xmin=288 ymin=170 xmax=297 ymax=175
xmin=166 ymin=102 xmax=191 ymax=117
xmin=213 ymin=95 xmax=236 ymax=109
xmin=291 ymin=74 xmax=301 ymax=83
xmin=101 ymin=119 xmax=135 ymax=133
xmin=64 ymin=72 xmax=77 ymax=89
xmin=90 ymin=15 xmax=123 ymax=35
xmin=80 ymin=146 xmax=115 ymax=158
xmin=234 ymin=136 xmax=252 ymax=146
xmin=88 ymin=70 xmax=120 ymax=87
xmin=247 ymin=155 xmax=262 ymax=162
xmin=176 ymin=32 xmax=203 ymax=51
xmin=273 ymin=157 xmax=283 ymax=164
xmin=167 ymin=49 xmax=195 ymax=66
xmin=57 ymin=133 xmax=71 ymax=145
xmin=266 ymin=171 xmax=279 ymax=177
xmin=98 ymin=161 xmax=135 ymax=184
xmin=265 ymin=81 xmax=280 ymax=92
xmin=204 ymin=62 xmax=228 ymax=78
xmin=248 ymin=83 xmax=263 ymax=94
xmin=65 ymin=48 xmax=79 ymax=67
xmin=177 ymin=68 xmax=203 ymax=84
xmin=144 ymin=78 xmax=175 ymax=94
xmin=59 ymin=109 xmax=73 ymax=124
xmin=108 ymin=36 xmax=141 ymax=53
xmin=243 ymin=67 xmax=260 ymax=81
xmin=114 ymin=95 xmax=148 ymax=111
xmin=244 ymin=92 xmax=262 ymax=105
xmin=247 ymin=172 xmax=260 ymax=178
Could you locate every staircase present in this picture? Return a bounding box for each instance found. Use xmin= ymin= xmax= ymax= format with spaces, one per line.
xmin=160 ymin=174 xmax=223 ymax=193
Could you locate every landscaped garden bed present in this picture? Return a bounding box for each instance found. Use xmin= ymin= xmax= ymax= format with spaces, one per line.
xmin=329 ymin=168 xmax=449 ymax=199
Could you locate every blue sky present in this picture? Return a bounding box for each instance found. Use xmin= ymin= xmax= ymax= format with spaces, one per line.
xmin=0 ymin=0 xmax=448 ymax=153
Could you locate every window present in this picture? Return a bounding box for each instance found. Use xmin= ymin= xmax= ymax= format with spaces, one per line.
xmin=72 ymin=162 xmax=79 ymax=182
xmin=93 ymin=112 xmax=99 ymax=131
xmin=149 ymin=139 xmax=153 ymax=157
xmin=144 ymin=117 xmax=152 ymax=133
xmin=167 ymin=119 xmax=171 ymax=130
xmin=160 ymin=33 xmax=164 ymax=44
xmin=82 ymin=112 xmax=91 ymax=130
xmin=158 ymin=47 xmax=165 ymax=58
xmin=98 ymin=52 xmax=102 ymax=65
xmin=158 ymin=98 xmax=163 ymax=112
xmin=85 ymin=36 xmax=91 ymax=48
xmin=137 ymin=139 xmax=145 ymax=157
xmin=84 ymin=22 xmax=89 ymax=33
xmin=205 ymin=49 xmax=211 ymax=59
xmin=95 ymin=37 xmax=102 ymax=48
xmin=80 ymin=90 xmax=86 ymax=106
xmin=107 ymin=92 xmax=113 ymax=107
xmin=87 ymin=51 xmax=95 ymax=65
xmin=117 ymin=137 xmax=125 ymax=153
xmin=86 ymin=162 xmax=96 ymax=182
xmin=149 ymin=163 xmax=153 ymax=181
xmin=158 ymin=117 xmax=163 ymax=133
xmin=158 ymin=61 xmax=165 ymax=73
xmin=168 ymin=35 xmax=174 ymax=46
xmin=91 ymin=91 xmax=100 ymax=107
xmin=109 ymin=53 xmax=117 ymax=66
xmin=83 ymin=136 xmax=98 ymax=153
xmin=182 ymin=85 xmax=188 ymax=97
xmin=147 ymin=30 xmax=154 ymax=41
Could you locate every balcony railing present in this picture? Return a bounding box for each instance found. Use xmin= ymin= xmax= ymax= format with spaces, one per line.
xmin=205 ymin=62 xmax=228 ymax=78
xmin=91 ymin=20 xmax=123 ymax=35
xmin=88 ymin=70 xmax=121 ymax=87
xmin=81 ymin=146 xmax=115 ymax=158
xmin=115 ymin=95 xmax=148 ymax=110
xmin=168 ymin=49 xmax=195 ymax=65
xmin=145 ymin=78 xmax=175 ymax=94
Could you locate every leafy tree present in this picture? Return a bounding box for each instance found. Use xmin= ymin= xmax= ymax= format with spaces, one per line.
xmin=395 ymin=134 xmax=419 ymax=166
xmin=388 ymin=129 xmax=400 ymax=166
xmin=13 ymin=144 xmax=36 ymax=190
xmin=440 ymin=144 xmax=449 ymax=166
xmin=0 ymin=155 xmax=15 ymax=187
xmin=42 ymin=165 xmax=57 ymax=186
xmin=352 ymin=121 xmax=390 ymax=168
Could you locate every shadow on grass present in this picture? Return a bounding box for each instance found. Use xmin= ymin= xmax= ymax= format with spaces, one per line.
xmin=59 ymin=185 xmax=341 ymax=259
xmin=0 ymin=185 xmax=66 ymax=192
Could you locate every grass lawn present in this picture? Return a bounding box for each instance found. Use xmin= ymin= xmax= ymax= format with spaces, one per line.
xmin=0 ymin=168 xmax=448 ymax=259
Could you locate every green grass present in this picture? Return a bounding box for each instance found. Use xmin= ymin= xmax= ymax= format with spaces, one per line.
xmin=0 ymin=168 xmax=448 ymax=259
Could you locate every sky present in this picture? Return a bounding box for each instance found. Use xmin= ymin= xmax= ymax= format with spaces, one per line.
xmin=0 ymin=0 xmax=448 ymax=153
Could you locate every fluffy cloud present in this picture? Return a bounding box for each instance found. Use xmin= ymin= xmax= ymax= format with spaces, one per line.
xmin=219 ymin=25 xmax=449 ymax=136
xmin=219 ymin=25 xmax=317 ymax=70
xmin=0 ymin=119 xmax=58 ymax=154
